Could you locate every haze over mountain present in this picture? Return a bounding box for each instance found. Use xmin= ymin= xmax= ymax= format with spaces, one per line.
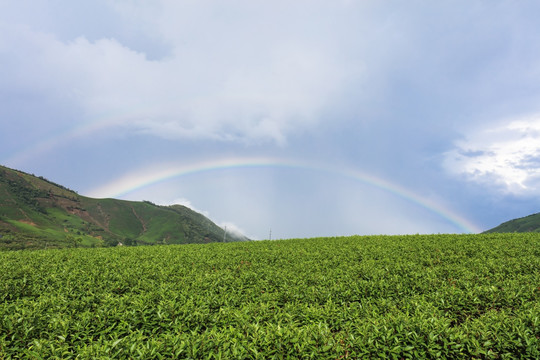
xmin=0 ymin=165 xmax=248 ymax=250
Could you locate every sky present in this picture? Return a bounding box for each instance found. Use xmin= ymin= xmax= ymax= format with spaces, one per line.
xmin=2 ymin=1 xmax=540 ymax=239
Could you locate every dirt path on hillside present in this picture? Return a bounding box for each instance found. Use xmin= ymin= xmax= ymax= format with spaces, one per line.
xmin=94 ymin=203 xmax=111 ymax=232
xmin=130 ymin=205 xmax=147 ymax=234
xmin=18 ymin=209 xmax=35 ymax=225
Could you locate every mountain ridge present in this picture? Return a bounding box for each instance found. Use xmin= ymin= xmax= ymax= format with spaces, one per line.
xmin=0 ymin=165 xmax=249 ymax=250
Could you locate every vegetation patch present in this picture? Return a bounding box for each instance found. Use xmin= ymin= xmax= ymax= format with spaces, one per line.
xmin=0 ymin=234 xmax=538 ymax=358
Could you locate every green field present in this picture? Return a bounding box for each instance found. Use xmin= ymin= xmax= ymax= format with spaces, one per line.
xmin=0 ymin=234 xmax=538 ymax=359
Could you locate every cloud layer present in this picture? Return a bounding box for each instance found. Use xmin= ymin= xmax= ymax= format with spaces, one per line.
xmin=444 ymin=115 xmax=540 ymax=195
xmin=3 ymin=1 xmax=540 ymax=147
xmin=1 ymin=1 xmax=360 ymax=144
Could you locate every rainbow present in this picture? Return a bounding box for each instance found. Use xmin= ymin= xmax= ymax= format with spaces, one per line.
xmin=85 ymin=157 xmax=481 ymax=233
xmin=3 ymin=112 xmax=137 ymax=166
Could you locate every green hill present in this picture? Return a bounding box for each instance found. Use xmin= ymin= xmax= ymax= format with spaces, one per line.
xmin=0 ymin=165 xmax=249 ymax=250
xmin=484 ymin=212 xmax=540 ymax=233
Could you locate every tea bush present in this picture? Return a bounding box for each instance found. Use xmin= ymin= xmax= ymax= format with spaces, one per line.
xmin=0 ymin=234 xmax=538 ymax=358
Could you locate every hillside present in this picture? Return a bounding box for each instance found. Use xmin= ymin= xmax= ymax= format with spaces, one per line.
xmin=484 ymin=212 xmax=540 ymax=233
xmin=0 ymin=165 xmax=249 ymax=250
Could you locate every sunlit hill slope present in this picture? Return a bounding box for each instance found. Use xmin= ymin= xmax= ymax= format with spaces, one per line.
xmin=0 ymin=165 xmax=248 ymax=250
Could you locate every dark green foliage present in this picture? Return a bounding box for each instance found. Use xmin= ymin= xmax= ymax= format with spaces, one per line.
xmin=0 ymin=169 xmax=47 ymax=214
xmin=485 ymin=212 xmax=540 ymax=233
xmin=0 ymin=234 xmax=538 ymax=358
xmin=37 ymin=175 xmax=77 ymax=194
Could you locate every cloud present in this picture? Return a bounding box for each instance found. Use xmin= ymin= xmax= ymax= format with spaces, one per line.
xmin=219 ymin=221 xmax=251 ymax=240
xmin=157 ymin=197 xmax=251 ymax=238
xmin=444 ymin=115 xmax=540 ymax=195
xmin=0 ymin=2 xmax=355 ymax=144
xmin=159 ymin=197 xmax=210 ymax=218
xmin=4 ymin=0 xmax=540 ymax=149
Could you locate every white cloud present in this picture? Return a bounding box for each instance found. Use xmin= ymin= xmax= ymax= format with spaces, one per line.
xmin=0 ymin=1 xmax=356 ymax=144
xmin=157 ymin=197 xmax=251 ymax=238
xmin=219 ymin=221 xmax=251 ymax=240
xmin=4 ymin=0 xmax=539 ymax=149
xmin=444 ymin=115 xmax=540 ymax=194
xmin=159 ymin=197 xmax=210 ymax=218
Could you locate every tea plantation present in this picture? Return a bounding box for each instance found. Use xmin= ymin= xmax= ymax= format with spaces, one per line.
xmin=1 ymin=234 xmax=539 ymax=359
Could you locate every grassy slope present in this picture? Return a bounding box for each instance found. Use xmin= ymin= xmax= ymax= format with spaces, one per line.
xmin=0 ymin=165 xmax=247 ymax=250
xmin=484 ymin=212 xmax=540 ymax=233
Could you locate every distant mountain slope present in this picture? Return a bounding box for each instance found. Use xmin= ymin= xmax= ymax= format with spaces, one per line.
xmin=484 ymin=212 xmax=540 ymax=233
xmin=0 ymin=165 xmax=249 ymax=250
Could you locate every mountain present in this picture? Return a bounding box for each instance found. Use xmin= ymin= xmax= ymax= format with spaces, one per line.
xmin=0 ymin=165 xmax=249 ymax=250
xmin=484 ymin=212 xmax=540 ymax=233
